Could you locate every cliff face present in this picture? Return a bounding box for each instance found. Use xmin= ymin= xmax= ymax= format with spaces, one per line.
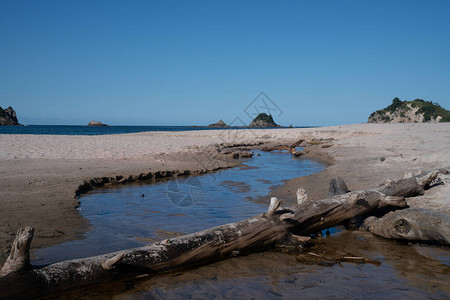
xmin=368 ymin=98 xmax=450 ymax=123
xmin=248 ymin=113 xmax=279 ymax=127
xmin=0 ymin=106 xmax=21 ymax=126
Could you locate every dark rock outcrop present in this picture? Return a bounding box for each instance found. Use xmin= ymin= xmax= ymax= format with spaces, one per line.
xmin=0 ymin=106 xmax=21 ymax=126
xmin=87 ymin=120 xmax=109 ymax=127
xmin=248 ymin=113 xmax=279 ymax=127
xmin=208 ymin=119 xmax=230 ymax=128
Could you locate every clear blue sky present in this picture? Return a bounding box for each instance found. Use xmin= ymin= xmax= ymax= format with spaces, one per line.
xmin=1 ymin=0 xmax=449 ymax=126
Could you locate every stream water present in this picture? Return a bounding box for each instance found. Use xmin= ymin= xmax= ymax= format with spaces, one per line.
xmin=34 ymin=149 xmax=325 ymax=264
xmin=33 ymin=150 xmax=450 ymax=299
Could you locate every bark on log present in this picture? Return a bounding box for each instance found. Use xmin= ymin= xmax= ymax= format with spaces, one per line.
xmin=0 ymin=171 xmax=439 ymax=299
xmin=363 ymin=208 xmax=450 ymax=245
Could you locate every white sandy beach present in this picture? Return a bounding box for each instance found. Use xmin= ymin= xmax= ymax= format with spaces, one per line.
xmin=1 ymin=123 xmax=449 ymax=263
xmin=0 ymin=123 xmax=448 ymax=164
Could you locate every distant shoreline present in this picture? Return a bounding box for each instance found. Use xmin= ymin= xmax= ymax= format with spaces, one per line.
xmin=0 ymin=124 xmax=318 ymax=136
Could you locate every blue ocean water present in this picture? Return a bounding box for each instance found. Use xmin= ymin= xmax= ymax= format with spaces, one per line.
xmin=0 ymin=125 xmax=224 ymax=135
xmin=0 ymin=125 xmax=312 ymax=135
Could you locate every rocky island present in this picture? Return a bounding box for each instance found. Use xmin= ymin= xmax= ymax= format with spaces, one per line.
xmin=207 ymin=119 xmax=230 ymax=128
xmin=248 ymin=113 xmax=280 ymax=127
xmin=368 ymin=98 xmax=450 ymax=123
xmin=0 ymin=106 xmax=21 ymax=126
xmin=87 ymin=120 xmax=109 ymax=127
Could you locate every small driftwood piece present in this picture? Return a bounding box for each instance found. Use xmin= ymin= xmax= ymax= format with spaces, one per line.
xmin=328 ymin=176 xmax=350 ymax=197
xmin=363 ymin=208 xmax=450 ymax=245
xmin=337 ymin=256 xmax=381 ymax=266
xmin=0 ymin=227 xmax=34 ymax=277
xmin=296 ymin=188 xmax=309 ymax=204
xmin=0 ymin=171 xmax=439 ymax=298
xmin=262 ymin=139 xmax=304 ymax=154
xmin=262 ymin=145 xmax=294 ymax=152
xmin=296 ymin=253 xmax=381 ymax=266
xmin=327 ymin=177 xmax=355 ymax=228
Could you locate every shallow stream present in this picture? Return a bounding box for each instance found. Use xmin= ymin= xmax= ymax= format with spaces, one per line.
xmin=34 ymin=149 xmax=324 ymax=264
xmin=33 ymin=150 xmax=450 ymax=299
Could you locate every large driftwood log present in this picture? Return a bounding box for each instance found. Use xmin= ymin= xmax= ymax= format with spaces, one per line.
xmin=0 ymin=206 xmax=290 ymax=299
xmin=0 ymin=171 xmax=439 ymax=299
xmin=363 ymin=208 xmax=450 ymax=245
xmin=287 ymin=172 xmax=440 ymax=235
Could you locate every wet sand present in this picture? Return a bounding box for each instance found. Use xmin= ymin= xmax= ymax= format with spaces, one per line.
xmin=1 ymin=123 xmax=450 ymax=267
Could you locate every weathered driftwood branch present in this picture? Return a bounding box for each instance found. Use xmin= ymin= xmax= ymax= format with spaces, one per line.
xmin=363 ymin=208 xmax=450 ymax=245
xmin=261 ymin=139 xmax=304 ymax=155
xmin=102 ymin=252 xmax=126 ymax=270
xmin=328 ymin=176 xmax=349 ymax=197
xmin=267 ymin=197 xmax=282 ymax=217
xmin=289 ymin=171 xmax=438 ymax=235
xmin=327 ymin=176 xmax=355 ymax=229
xmin=0 ymin=214 xmax=291 ymax=299
xmin=296 ymin=188 xmax=309 ymax=204
xmin=0 ymin=227 xmax=34 ymax=277
xmin=0 ymin=171 xmax=440 ymax=299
